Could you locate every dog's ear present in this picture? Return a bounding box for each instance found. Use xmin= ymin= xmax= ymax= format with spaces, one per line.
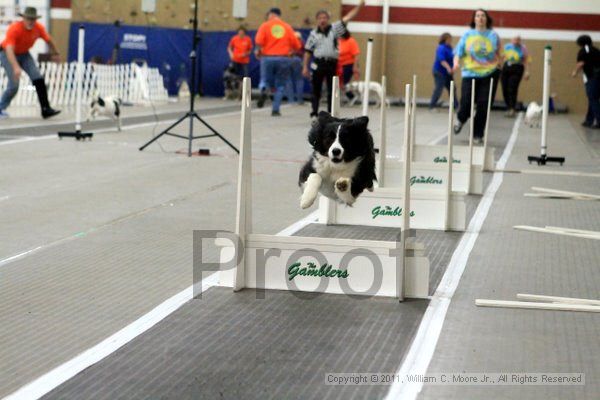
xmin=317 ymin=111 xmax=334 ymax=126
xmin=351 ymin=116 xmax=369 ymax=131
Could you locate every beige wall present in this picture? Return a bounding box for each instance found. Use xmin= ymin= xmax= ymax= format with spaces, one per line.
xmin=354 ymin=33 xmax=586 ymax=114
xmin=70 ymin=0 xmax=340 ymax=30
xmin=49 ymin=19 xmax=71 ymax=59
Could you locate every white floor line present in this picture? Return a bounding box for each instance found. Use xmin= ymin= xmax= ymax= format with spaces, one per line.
xmin=3 ymin=273 xmax=219 ymax=400
xmin=276 ymin=210 xmax=320 ymax=236
xmin=0 ymin=246 xmax=45 ymax=268
xmin=2 ymin=205 xmax=319 ymax=400
xmin=385 ymin=113 xmax=522 ymax=400
xmin=0 ymin=135 xmax=55 ymax=146
xmin=427 ymin=131 xmax=449 ymax=145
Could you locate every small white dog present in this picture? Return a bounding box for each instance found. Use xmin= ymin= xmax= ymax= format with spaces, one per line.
xmin=345 ymin=81 xmax=389 ymax=108
xmin=525 ymin=101 xmax=543 ymax=127
xmin=88 ymin=95 xmax=122 ymax=131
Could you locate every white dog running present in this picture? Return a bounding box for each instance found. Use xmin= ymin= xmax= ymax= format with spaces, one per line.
xmin=88 ymin=95 xmax=123 ymax=131
xmin=525 ymin=101 xmax=543 ymax=127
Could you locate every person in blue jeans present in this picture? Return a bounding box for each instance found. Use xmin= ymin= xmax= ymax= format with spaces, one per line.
xmin=429 ymin=32 xmax=458 ymax=111
xmin=286 ymin=32 xmax=305 ymax=104
xmin=572 ymin=35 xmax=600 ymax=129
xmin=254 ymin=8 xmax=301 ymax=116
xmin=0 ymin=7 xmax=60 ymax=119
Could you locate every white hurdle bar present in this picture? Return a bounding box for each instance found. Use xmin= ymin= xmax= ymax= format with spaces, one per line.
xmin=218 ymin=77 xmax=430 ymax=299
xmin=482 ymin=78 xmax=494 ymax=171
xmin=409 ymin=74 xmax=417 ymax=162
xmin=377 ymin=76 xmax=387 ymax=186
xmin=362 ymin=38 xmax=373 ymax=116
xmin=444 ymin=81 xmax=455 ymax=231
xmin=319 ymin=79 xmax=465 ymax=231
xmin=321 ymin=76 xmax=342 ymax=225
xmin=467 ymin=79 xmax=475 ymax=193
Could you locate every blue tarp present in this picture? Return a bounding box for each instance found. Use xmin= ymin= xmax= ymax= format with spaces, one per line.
xmin=68 ymin=22 xmax=311 ymax=97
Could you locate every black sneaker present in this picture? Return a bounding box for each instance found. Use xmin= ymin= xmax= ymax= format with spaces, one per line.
xmin=453 ymin=120 xmax=463 ymax=135
xmin=591 ymin=124 xmax=600 ymax=130
xmin=42 ymin=107 xmax=61 ymax=119
xmin=582 ymin=121 xmax=593 ymax=127
xmin=271 ymin=110 xmax=281 ymax=117
xmin=257 ymin=92 xmax=267 ymax=108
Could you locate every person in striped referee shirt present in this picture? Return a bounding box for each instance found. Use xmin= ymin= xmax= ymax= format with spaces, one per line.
xmin=303 ymin=0 xmax=365 ymax=119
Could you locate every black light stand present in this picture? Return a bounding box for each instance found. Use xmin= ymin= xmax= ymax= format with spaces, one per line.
xmin=139 ymin=0 xmax=239 ymax=156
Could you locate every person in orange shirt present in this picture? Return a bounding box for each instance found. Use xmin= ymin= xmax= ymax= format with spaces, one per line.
xmin=0 ymin=7 xmax=60 ymax=119
xmin=254 ymin=7 xmax=301 ymax=116
xmin=227 ymin=27 xmax=253 ymax=77
xmin=337 ymin=30 xmax=360 ymax=100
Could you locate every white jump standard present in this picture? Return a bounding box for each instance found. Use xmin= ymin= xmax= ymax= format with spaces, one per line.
xmin=527 ymin=46 xmax=565 ymax=165
xmin=58 ymin=25 xmax=93 ymax=140
xmin=218 ymin=78 xmax=429 ymax=300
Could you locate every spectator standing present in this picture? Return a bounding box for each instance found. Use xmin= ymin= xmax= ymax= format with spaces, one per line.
xmin=452 ymin=9 xmax=501 ymax=144
xmin=227 ymin=27 xmax=253 ymax=77
xmin=286 ymin=32 xmax=305 ymax=104
xmin=572 ymin=35 xmax=600 ymax=129
xmin=337 ymin=30 xmax=360 ymax=100
xmin=255 ymin=7 xmax=301 ymax=116
xmin=0 ymin=7 xmax=60 ymax=119
xmin=501 ymin=35 xmax=530 ymax=117
xmin=303 ymin=0 xmax=365 ymax=119
xmin=429 ymin=32 xmax=458 ymax=111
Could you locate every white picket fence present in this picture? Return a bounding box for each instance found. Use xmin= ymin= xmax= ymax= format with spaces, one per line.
xmin=0 ymin=62 xmax=169 ymax=108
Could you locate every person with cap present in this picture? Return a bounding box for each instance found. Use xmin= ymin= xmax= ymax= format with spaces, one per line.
xmin=303 ymin=0 xmax=365 ymax=119
xmin=0 ymin=7 xmax=61 ymax=119
xmin=254 ymin=7 xmax=301 ymax=116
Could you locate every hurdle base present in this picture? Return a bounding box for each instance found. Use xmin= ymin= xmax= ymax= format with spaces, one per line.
xmin=58 ymin=131 xmax=94 ymax=141
xmin=527 ymin=154 xmax=565 ymax=166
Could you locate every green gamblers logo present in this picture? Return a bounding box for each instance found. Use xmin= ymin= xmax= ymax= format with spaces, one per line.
xmin=287 ymin=262 xmax=349 ymax=281
xmin=410 ymin=176 xmax=443 ymax=185
xmin=433 ymin=156 xmax=461 ymax=164
xmin=371 ymin=206 xmax=415 ymax=219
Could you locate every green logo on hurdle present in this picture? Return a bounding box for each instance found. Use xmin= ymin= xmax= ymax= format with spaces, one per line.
xmin=433 ymin=156 xmax=461 ymax=164
xmin=410 ymin=175 xmax=443 ymax=185
xmin=371 ymin=206 xmax=416 ymax=219
xmin=287 ymin=262 xmax=349 ymax=280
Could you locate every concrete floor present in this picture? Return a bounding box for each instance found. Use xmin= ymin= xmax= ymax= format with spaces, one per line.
xmin=1 ymin=97 xmax=599 ymax=399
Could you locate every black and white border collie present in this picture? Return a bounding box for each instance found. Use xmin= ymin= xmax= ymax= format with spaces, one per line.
xmin=298 ymin=111 xmax=376 ymax=209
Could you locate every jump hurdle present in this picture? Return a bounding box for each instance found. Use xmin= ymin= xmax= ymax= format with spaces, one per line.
xmin=319 ymin=77 xmax=466 ymax=231
xmin=399 ymin=76 xmax=496 ymax=194
xmin=217 ymin=77 xmax=429 ymax=300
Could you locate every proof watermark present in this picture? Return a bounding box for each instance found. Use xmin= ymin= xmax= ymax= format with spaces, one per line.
xmin=325 ymin=373 xmax=585 ymax=386
xmin=192 ymin=229 xmax=412 ymax=299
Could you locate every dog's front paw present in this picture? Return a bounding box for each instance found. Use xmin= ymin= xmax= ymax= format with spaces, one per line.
xmin=335 ymin=178 xmax=356 ymax=206
xmin=300 ymin=193 xmax=317 ymax=209
xmin=335 ymin=178 xmax=350 ymax=192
